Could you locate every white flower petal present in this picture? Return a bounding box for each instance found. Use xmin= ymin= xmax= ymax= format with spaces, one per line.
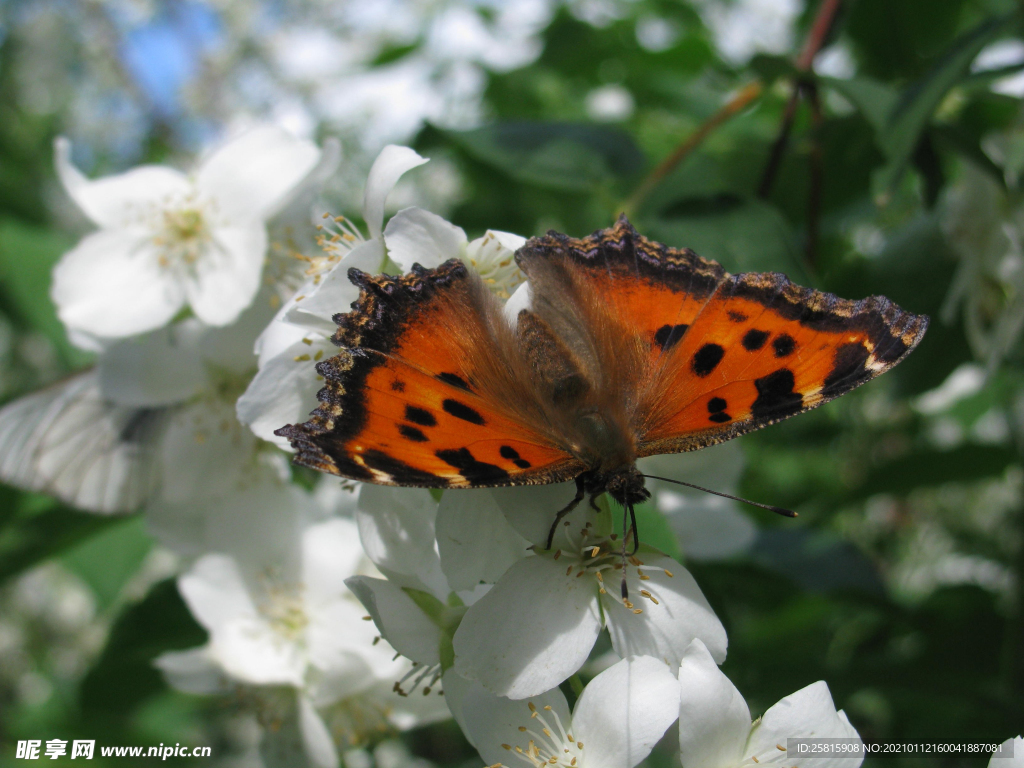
xmin=453 ymin=554 xmax=602 ymax=698
xmin=436 ymin=488 xmax=530 ymax=591
xmin=184 ymin=224 xmax=267 ymax=326
xmin=178 ymin=553 xmax=260 ymax=634
xmin=747 ymin=681 xmax=862 ymax=768
xmin=346 ymin=575 xmax=442 ymax=667
xmin=604 ymin=553 xmax=727 ymax=668
xmin=384 ymin=207 xmax=467 ymax=271
xmin=442 ymin=669 xmax=571 ymax=767
xmin=660 ymin=489 xmax=757 ymax=561
xmin=195 ymin=125 xmax=323 ymax=221
xmin=362 ymin=146 xmax=428 ymax=239
xmin=285 ymin=238 xmax=385 ymax=329
xmin=55 ymin=137 xmax=191 ymax=228
xmin=214 ymin=618 xmax=305 ymax=686
xmin=490 ymin=480 xmax=581 ymax=547
xmin=356 ymin=485 xmax=447 ymax=596
xmin=298 ymin=695 xmax=340 ymax=768
xmin=156 ymin=399 xmax=258 ymax=506
xmin=237 ymin=334 xmax=333 ymax=447
xmin=990 ymin=737 xmax=1023 ymax=768
xmin=51 ymin=229 xmax=185 ymax=338
xmin=677 ymin=639 xmax=751 ymax=768
xmin=303 ymin=518 xmax=365 ymax=604
xmin=98 ymin=322 xmax=207 ymax=407
xmin=503 ymin=281 xmax=532 ymax=325
xmin=153 ymin=646 xmax=230 ymax=695
xmin=573 ymin=656 xmax=680 ymax=768
xmin=487 ymin=230 xmax=527 ymax=253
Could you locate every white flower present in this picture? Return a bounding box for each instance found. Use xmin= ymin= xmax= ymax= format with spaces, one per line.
xmin=52 ymin=125 xmax=323 ymax=342
xmin=676 ymin=639 xmax=862 ymax=768
xmin=237 ymin=145 xmax=526 ymax=448
xmin=155 ymin=485 xmax=443 ymax=765
xmin=989 ymin=736 xmax=1023 ymax=768
xmin=444 ymin=655 xmax=680 ymax=768
xmin=0 ymin=298 xmax=274 ymax=515
xmin=452 ymin=484 xmax=727 ymax=699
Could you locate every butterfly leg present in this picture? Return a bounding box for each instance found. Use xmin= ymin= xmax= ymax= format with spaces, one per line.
xmin=545 ymin=475 xmax=586 ymax=550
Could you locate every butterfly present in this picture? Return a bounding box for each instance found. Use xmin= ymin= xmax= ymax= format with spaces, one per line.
xmin=0 ymin=372 xmax=168 ymax=513
xmin=276 ymin=215 xmax=928 ymax=548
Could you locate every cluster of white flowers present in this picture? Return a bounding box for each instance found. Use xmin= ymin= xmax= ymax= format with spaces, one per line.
xmin=9 ymin=124 xmax=1011 ymax=768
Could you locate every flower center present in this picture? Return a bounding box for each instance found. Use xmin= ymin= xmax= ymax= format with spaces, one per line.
xmin=322 ymin=695 xmax=394 ymax=748
xmin=550 ymin=522 xmax=666 ymax=614
xmin=260 ymin=582 xmax=309 ymax=642
xmin=499 ymin=701 xmax=583 ymax=768
xmin=151 ymin=201 xmax=215 ymax=270
xmin=467 ymin=231 xmax=526 ymax=300
xmin=294 ymin=213 xmax=366 ymax=284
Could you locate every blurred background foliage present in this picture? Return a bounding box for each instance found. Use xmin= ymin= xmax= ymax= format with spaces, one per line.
xmin=0 ymin=0 xmax=1023 ymax=765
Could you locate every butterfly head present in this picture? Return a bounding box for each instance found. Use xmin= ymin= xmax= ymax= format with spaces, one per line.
xmin=595 ymin=465 xmax=650 ymax=508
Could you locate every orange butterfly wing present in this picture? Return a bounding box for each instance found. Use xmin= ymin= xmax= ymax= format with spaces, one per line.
xmin=515 ymin=216 xmax=928 ymax=456
xmin=637 ymin=271 xmax=928 ymax=455
xmin=277 ymin=262 xmax=584 ymax=488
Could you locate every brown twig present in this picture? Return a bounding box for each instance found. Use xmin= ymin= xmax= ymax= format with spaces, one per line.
xmin=623 ymin=82 xmax=763 ymax=216
xmin=756 ymin=0 xmax=844 ymax=199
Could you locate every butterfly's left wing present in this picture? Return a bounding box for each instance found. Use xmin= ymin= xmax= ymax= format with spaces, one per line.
xmin=277 ymin=261 xmax=586 ymax=488
xmin=0 ymin=372 xmax=168 ymax=513
xmin=636 ymin=270 xmax=928 ymax=456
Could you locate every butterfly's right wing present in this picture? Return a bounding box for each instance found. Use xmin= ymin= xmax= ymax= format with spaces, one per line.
xmin=0 ymin=372 xmax=168 ymax=513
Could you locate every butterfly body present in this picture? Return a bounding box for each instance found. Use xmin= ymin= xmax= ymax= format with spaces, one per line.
xmin=277 ymin=216 xmax=928 ymax=508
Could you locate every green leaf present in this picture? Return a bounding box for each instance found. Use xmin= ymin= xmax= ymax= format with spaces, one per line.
xmin=60 ymin=515 xmax=153 ymax=611
xmin=0 ymin=498 xmax=123 ymax=583
xmin=444 ymin=122 xmax=644 ymax=192
xmin=0 ymin=217 xmax=86 ymax=365
xmin=821 ymin=76 xmax=898 ymax=135
xmin=876 ymin=14 xmax=1012 ymax=193
xmin=644 ymin=196 xmax=809 ymax=283
xmin=80 ymin=578 xmax=207 ymax=718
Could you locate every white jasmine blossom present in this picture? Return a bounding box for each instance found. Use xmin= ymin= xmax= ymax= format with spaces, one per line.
xmin=52 ymin=126 xmax=324 ymax=341
xmin=452 ymin=484 xmax=727 ymax=699
xmin=676 ymin=639 xmax=862 ymax=768
xmin=444 ymin=655 xmax=680 ymax=768
xmin=156 ymin=487 xmax=443 ymax=765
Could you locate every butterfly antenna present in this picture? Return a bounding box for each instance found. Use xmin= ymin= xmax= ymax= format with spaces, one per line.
xmin=640 ymin=475 xmax=797 ymax=518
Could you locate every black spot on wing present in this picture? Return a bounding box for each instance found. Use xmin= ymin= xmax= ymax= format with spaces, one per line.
xmin=751 ymin=369 xmax=803 ymax=420
xmin=654 ymin=324 xmax=688 ymax=351
xmin=707 ymin=396 xmax=731 ymax=423
xmin=436 ymin=448 xmax=510 ymax=484
xmin=772 ymin=334 xmax=796 ymax=357
xmin=404 ymin=405 xmax=436 ymax=427
xmin=390 ymin=379 xmax=406 ymax=392
xmin=442 ymin=399 xmax=485 ymax=425
xmin=742 ymin=329 xmax=769 ymax=351
xmin=362 ymin=450 xmax=443 ymax=485
xmin=822 ymin=343 xmax=871 ymax=398
xmin=398 ymin=424 xmax=428 ymax=442
xmin=437 ymin=372 xmax=472 ymax=391
xmin=728 ymin=311 xmax=748 ymax=323
xmin=691 ymin=343 xmax=725 ymax=377
xmin=499 ymin=445 xmax=532 ymax=469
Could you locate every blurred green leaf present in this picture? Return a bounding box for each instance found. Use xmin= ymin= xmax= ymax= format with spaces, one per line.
xmin=61 ymin=515 xmax=153 ymax=611
xmin=0 ymin=499 xmax=123 ymax=583
xmin=875 ymin=14 xmax=1012 ymax=193
xmin=645 ymin=196 xmax=809 ymax=281
xmin=0 ymin=217 xmax=84 ymax=365
xmin=444 ymin=122 xmax=644 ymax=192
xmin=856 ymin=445 xmax=1018 ymax=498
xmin=80 ymin=578 xmax=206 ymax=719
xmin=822 ymin=77 xmax=898 ymax=135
